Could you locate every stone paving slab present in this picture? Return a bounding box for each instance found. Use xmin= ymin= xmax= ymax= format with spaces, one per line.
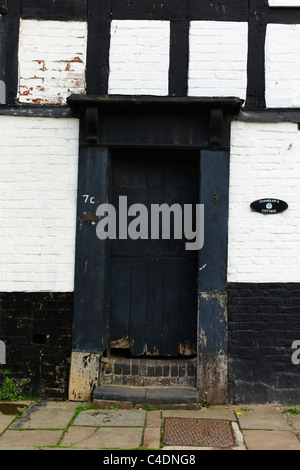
xmin=163 ymin=446 xmax=216 ymax=450
xmin=161 ymin=405 xmax=237 ymax=421
xmin=143 ymin=427 xmax=161 ymax=449
xmin=0 ymin=447 xmax=38 ymax=450
xmin=0 ymin=414 xmax=16 ymax=434
xmin=61 ymin=426 xmax=143 ymax=449
xmin=0 ymin=400 xmax=300 ymax=450
xmin=0 ymin=429 xmax=63 ymax=448
xmin=146 ymin=410 xmax=162 ymax=427
xmin=73 ymin=408 xmax=146 ymax=427
xmin=284 ymin=416 xmax=300 ymax=433
xmin=0 ymin=401 xmax=32 ymax=434
xmin=9 ymin=401 xmax=78 ymax=430
xmin=243 ymin=430 xmax=300 ymax=450
xmin=278 ymin=405 xmax=300 ymax=432
xmin=235 ymin=405 xmax=291 ymax=431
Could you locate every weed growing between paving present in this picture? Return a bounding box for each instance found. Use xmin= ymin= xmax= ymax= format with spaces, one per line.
xmin=0 ymin=369 xmax=24 ymax=401
xmin=282 ymin=407 xmax=300 ymax=415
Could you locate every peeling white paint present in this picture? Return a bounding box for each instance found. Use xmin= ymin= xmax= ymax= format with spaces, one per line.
xmin=199 ymin=328 xmax=207 ymax=348
xmin=200 ymin=291 xmax=227 ymax=313
xmin=198 ymin=354 xmax=227 ymax=404
xmin=18 ymin=20 xmax=87 ymax=105
xmin=68 ymin=351 xmax=101 ymax=401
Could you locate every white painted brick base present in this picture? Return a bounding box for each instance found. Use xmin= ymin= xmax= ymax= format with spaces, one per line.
xmin=0 ymin=115 xmax=79 ymax=292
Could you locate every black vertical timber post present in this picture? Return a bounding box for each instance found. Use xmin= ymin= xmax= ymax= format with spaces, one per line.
xmin=0 ymin=0 xmax=20 ymax=103
xmin=72 ymin=143 xmax=110 ymax=353
xmin=69 ymin=135 xmax=110 ymax=400
xmin=169 ymin=21 xmax=189 ymax=96
xmin=246 ymin=0 xmax=267 ymax=109
xmin=198 ymin=150 xmax=230 ymax=404
xmin=86 ymin=0 xmax=111 ymax=95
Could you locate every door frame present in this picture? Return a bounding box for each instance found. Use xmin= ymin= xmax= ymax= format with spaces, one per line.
xmin=67 ymin=95 xmax=242 ymax=404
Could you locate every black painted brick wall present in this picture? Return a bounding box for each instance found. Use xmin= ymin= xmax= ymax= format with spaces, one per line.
xmin=0 ymin=292 xmax=73 ymax=399
xmin=228 ymin=283 xmax=300 ymax=404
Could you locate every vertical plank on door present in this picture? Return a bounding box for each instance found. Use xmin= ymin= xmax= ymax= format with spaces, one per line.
xmin=110 ymin=259 xmax=131 ymax=346
xmin=145 ymin=262 xmax=164 ymax=355
xmin=161 ymin=264 xmax=180 ymax=356
xmin=129 ymin=262 xmax=148 ymax=355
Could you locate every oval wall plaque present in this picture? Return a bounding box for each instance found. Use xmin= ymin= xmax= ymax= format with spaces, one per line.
xmin=250 ymin=198 xmax=288 ymax=214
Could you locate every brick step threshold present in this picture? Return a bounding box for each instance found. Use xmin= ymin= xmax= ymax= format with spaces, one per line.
xmin=102 ymin=376 xmax=196 ymax=387
xmin=100 ymin=357 xmax=197 ymax=388
xmin=93 ymin=385 xmax=198 ymax=405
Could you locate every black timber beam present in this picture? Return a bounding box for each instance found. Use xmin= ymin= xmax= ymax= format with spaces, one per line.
xmin=21 ymin=0 xmax=87 ymax=21
xmin=5 ymin=0 xmax=300 ymax=24
xmin=67 ymin=95 xmax=243 ymax=113
xmin=110 ymin=0 xmax=248 ymax=21
xmin=67 ymin=95 xmax=243 ymax=149
xmin=0 ymin=0 xmax=20 ymax=104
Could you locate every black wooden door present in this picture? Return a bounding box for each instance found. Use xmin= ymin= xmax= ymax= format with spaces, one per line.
xmin=109 ymin=148 xmax=199 ymax=357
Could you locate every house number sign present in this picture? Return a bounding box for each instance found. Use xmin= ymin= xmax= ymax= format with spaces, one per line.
xmin=250 ymin=198 xmax=288 ymax=214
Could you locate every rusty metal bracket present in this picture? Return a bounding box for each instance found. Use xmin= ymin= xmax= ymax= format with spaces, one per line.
xmin=209 ymin=108 xmax=223 ymax=149
xmin=81 ymin=213 xmax=100 ymax=222
xmin=85 ymin=105 xmax=99 ymax=144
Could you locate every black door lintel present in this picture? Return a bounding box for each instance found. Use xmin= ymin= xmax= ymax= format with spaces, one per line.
xmin=67 ymin=95 xmax=243 ymax=149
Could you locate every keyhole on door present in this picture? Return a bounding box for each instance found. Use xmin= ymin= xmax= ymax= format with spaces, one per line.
xmin=212 ymin=193 xmax=218 ymax=203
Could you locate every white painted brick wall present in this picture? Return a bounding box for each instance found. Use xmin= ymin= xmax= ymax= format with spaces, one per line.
xmin=269 ymin=0 xmax=300 ymax=6
xmin=188 ymin=21 xmax=248 ymax=100
xmin=0 ymin=115 xmax=79 ymax=292
xmin=18 ymin=20 xmax=87 ymax=105
xmin=266 ymin=24 xmax=300 ymax=108
xmin=228 ymin=120 xmax=300 ymax=283
xmin=108 ymin=20 xmax=170 ymax=95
